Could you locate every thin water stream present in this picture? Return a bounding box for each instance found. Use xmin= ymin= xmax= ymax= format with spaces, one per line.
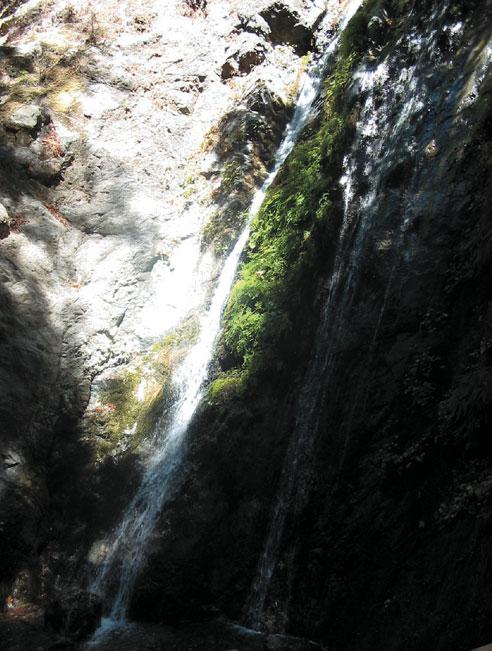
xmin=242 ymin=0 xmax=365 ymax=630
xmin=243 ymin=1 xmax=470 ymax=632
xmin=88 ymin=4 xmax=362 ymax=642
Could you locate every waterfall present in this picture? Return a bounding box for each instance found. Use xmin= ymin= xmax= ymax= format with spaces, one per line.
xmin=243 ymin=0 xmax=466 ymax=632
xmin=87 ymin=4 xmax=363 ymax=643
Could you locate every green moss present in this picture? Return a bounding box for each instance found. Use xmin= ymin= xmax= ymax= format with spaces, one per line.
xmin=339 ymin=0 xmax=379 ymax=58
xmin=338 ymin=0 xmax=412 ymax=59
xmin=88 ymin=315 xmax=199 ymax=458
xmin=207 ymin=369 xmax=246 ymax=403
xmin=202 ymin=207 xmax=249 ymax=256
xmin=183 ymin=186 xmax=196 ymax=200
xmin=182 ymin=174 xmax=197 ymax=200
xmin=220 ymin=160 xmax=243 ymax=193
xmin=216 ymin=19 xmax=366 ymax=384
xmin=0 ymin=42 xmax=87 ymax=118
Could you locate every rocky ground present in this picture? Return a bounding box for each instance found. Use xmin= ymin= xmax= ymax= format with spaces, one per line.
xmin=0 ymin=608 xmax=326 ymax=650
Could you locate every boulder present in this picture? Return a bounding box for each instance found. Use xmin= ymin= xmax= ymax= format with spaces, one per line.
xmin=221 ymin=36 xmax=267 ymax=80
xmin=0 ymin=42 xmax=41 ymax=72
xmin=0 ymin=144 xmax=66 ymax=185
xmin=367 ymin=13 xmax=390 ymax=48
xmin=6 ymin=104 xmax=43 ymax=132
xmin=235 ymin=12 xmax=272 ymax=39
xmin=257 ymin=1 xmax=324 ymax=54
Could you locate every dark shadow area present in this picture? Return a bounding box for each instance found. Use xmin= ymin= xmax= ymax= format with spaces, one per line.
xmin=125 ymin=2 xmax=492 ymax=651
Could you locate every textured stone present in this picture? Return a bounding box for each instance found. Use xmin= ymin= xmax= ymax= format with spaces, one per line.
xmin=0 ymin=1 xmax=323 ymax=626
xmin=258 ymin=1 xmax=324 ymax=54
xmin=6 ymin=104 xmax=43 ymax=131
xmin=0 ymin=202 xmax=10 ymax=238
xmin=221 ymin=36 xmax=267 ymax=79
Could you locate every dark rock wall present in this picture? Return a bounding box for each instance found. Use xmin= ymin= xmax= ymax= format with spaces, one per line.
xmin=130 ymin=1 xmax=492 ymax=650
xmin=286 ymin=2 xmax=492 ymax=649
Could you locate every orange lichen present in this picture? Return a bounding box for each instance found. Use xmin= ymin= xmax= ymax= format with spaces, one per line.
xmin=46 ymin=203 xmax=71 ymax=228
xmin=42 ymin=125 xmax=64 ymax=158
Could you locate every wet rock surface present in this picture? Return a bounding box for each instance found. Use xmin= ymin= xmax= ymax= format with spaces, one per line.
xmin=127 ymin=1 xmax=492 ymax=649
xmin=0 ymin=614 xmax=326 ymax=650
xmin=1 ymin=0 xmax=491 ymax=650
xmin=0 ymin=0 xmax=336 ymax=635
xmin=91 ymin=619 xmax=326 ymax=650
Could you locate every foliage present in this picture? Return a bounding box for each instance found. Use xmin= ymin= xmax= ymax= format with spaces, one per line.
xmin=202 ymin=206 xmax=248 ymax=256
xmin=0 ymin=42 xmax=86 ymax=119
xmin=88 ymin=316 xmax=199 ymax=458
xmin=220 ymin=160 xmax=244 ymax=193
xmin=218 ymin=44 xmax=361 ymax=382
xmin=338 ymin=0 xmax=412 ymax=59
xmin=207 ymin=370 xmax=245 ymax=403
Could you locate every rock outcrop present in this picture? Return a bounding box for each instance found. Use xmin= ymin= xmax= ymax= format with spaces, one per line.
xmin=125 ymin=1 xmax=492 ymax=650
xmin=0 ymin=0 xmax=334 ymax=639
xmin=2 ymin=0 xmax=491 ymax=649
xmin=238 ymin=0 xmax=327 ymax=54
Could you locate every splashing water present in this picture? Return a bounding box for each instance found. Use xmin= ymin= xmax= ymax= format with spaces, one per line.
xmin=87 ymin=5 xmax=362 ymax=644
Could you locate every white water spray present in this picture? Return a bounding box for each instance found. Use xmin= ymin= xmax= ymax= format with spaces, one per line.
xmin=88 ymin=5 xmax=361 ymax=643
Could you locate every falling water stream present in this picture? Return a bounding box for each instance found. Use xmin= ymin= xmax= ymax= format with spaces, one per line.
xmin=88 ymin=2 xmax=364 ymax=642
xmin=243 ymin=0 xmax=476 ymax=632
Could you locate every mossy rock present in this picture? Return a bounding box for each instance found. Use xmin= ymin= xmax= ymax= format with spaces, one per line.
xmin=85 ymin=316 xmax=199 ymax=460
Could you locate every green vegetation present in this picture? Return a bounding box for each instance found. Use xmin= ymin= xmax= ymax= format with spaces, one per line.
xmin=211 ymin=14 xmax=376 ymax=399
xmin=202 ymin=206 xmax=248 ymax=256
xmin=207 ymin=369 xmax=245 ymax=403
xmin=182 ymin=174 xmax=197 ymax=200
xmin=220 ymin=160 xmax=244 ymax=193
xmin=0 ymin=42 xmax=86 ymax=119
xmin=88 ymin=316 xmax=199 ymax=458
xmin=339 ymin=0 xmax=377 ymax=58
xmin=339 ymin=0 xmax=412 ymax=58
xmin=207 ymin=0 xmax=417 ymax=402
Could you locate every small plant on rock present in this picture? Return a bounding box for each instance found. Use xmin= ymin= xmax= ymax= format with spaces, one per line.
xmin=42 ymin=125 xmax=63 ymax=158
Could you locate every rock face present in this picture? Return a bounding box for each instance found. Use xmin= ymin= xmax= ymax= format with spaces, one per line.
xmin=6 ymin=104 xmax=43 ymax=131
xmin=258 ymin=1 xmax=323 ymax=53
xmin=0 ymin=0 xmax=335 ymax=636
xmin=126 ymin=1 xmax=492 ymax=649
xmin=237 ymin=1 xmax=327 ymax=54
xmin=0 ymin=202 xmax=10 ymax=237
xmin=1 ymin=0 xmax=491 ymax=650
xmin=221 ymin=35 xmax=267 ymax=80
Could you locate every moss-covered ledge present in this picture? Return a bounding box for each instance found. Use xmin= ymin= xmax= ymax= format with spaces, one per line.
xmin=83 ymin=316 xmax=199 ymax=461
xmin=205 ymin=0 xmax=415 ymax=404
